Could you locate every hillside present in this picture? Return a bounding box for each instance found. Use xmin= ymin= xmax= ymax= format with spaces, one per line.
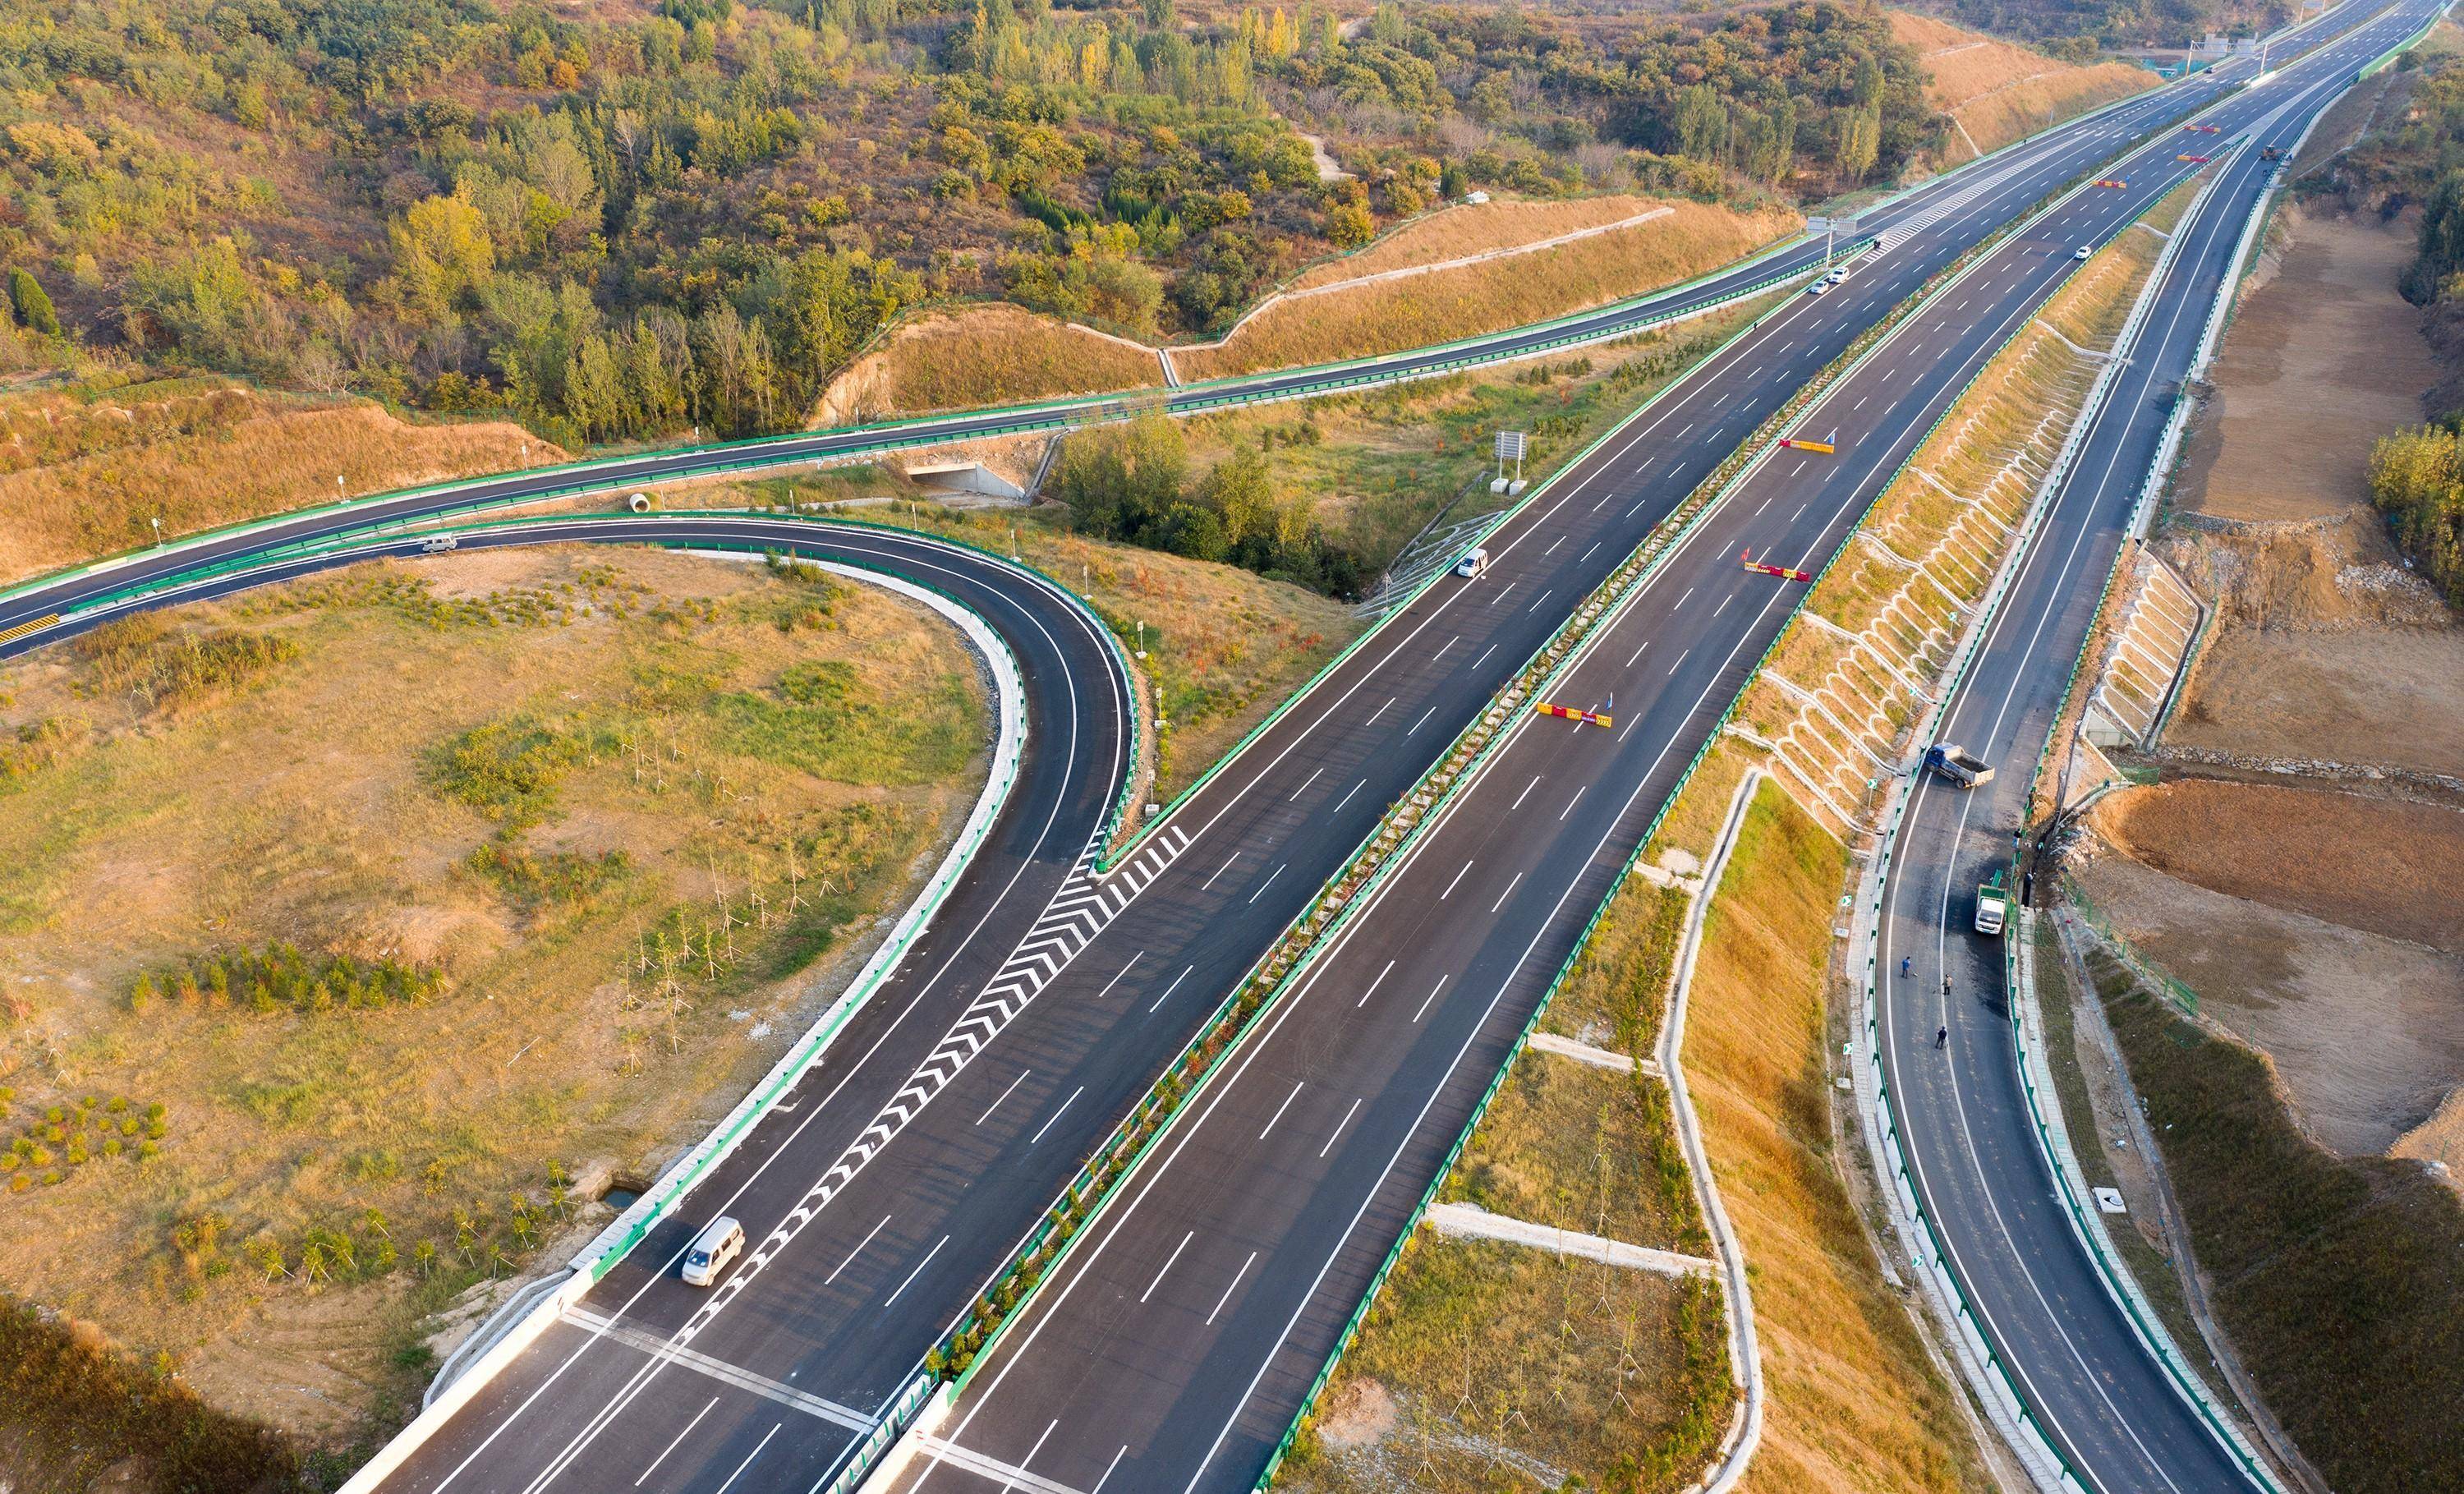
xmin=0 ymin=0 xmax=1944 ymax=455
xmin=1893 ymin=11 xmax=2155 ymax=163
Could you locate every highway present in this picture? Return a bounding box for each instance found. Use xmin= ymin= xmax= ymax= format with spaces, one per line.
xmin=0 ymin=7 xmax=2415 ymax=1491
xmin=1865 ymin=57 xmax=2379 ymax=1494
xmin=888 ymin=9 xmax=2434 ymax=1494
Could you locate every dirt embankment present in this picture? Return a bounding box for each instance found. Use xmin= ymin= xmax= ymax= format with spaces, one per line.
xmin=2104 ymin=198 xmax=2464 ymax=1183
xmin=2162 ymin=205 xmax=2464 ymax=782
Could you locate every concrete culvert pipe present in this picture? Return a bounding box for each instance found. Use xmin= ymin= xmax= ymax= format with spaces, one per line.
xmin=627 ymin=491 xmax=654 ymax=513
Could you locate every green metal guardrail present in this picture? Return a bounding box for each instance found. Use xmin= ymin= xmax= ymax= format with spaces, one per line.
xmin=1243 ymin=165 xmax=2135 ymax=1484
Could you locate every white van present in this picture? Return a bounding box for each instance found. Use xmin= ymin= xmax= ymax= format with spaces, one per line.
xmin=1454 ymin=547 xmax=1490 ymax=579
xmin=680 ymin=1216 xmax=745 ymax=1287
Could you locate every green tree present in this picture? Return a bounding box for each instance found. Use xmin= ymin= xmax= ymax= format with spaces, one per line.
xmin=9 ymin=270 xmax=59 ymax=337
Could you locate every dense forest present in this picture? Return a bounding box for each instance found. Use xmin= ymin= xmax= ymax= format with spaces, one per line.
xmin=0 ymin=0 xmax=1945 ymax=453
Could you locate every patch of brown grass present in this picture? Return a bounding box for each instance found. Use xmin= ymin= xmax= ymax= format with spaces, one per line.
xmin=813 ymin=305 xmax=1162 ymax=423
xmin=1677 ymin=770 xmax=1991 ymax=1494
xmin=0 ymin=546 xmax=984 ymax=1442
xmin=0 ymin=380 xmax=560 ymax=587
xmin=1892 ymin=11 xmax=2154 ymax=161
xmin=1176 ymin=201 xmax=1800 ymax=381
xmin=1287 ymin=195 xmax=1689 ymax=292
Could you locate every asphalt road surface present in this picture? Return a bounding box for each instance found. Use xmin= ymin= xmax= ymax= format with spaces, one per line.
xmin=0 ymin=7 xmax=2412 ymax=1490
xmin=890 ymin=8 xmax=2435 ymax=1493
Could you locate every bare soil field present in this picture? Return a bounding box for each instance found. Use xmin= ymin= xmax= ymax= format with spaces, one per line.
xmin=2073 ymin=849 xmax=2464 ymax=1169
xmin=2163 ymin=205 xmax=2464 ymax=778
xmin=2172 ymin=207 xmax=2438 ymax=524
xmin=1892 ymin=11 xmax=2154 ymax=163
xmin=0 ymin=546 xmax=986 ymax=1441
xmin=2094 ymin=779 xmax=2464 ymax=951
xmin=0 ymin=380 xmax=560 ymax=588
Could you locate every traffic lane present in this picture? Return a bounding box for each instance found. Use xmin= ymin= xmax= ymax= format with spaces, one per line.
xmin=1872 ymin=140 xmax=2310 ymax=1487
xmin=423 ymin=210 xmax=1885 ymax=1494
xmin=911 ymin=251 xmax=2034 ymax=1483
xmin=900 ymin=77 xmax=2312 ymax=1483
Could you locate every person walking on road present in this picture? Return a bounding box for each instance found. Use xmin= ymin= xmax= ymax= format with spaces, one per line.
xmin=1901 ymin=955 xmax=1911 ymax=978
xmin=1936 ymin=1025 xmax=1949 ymax=1050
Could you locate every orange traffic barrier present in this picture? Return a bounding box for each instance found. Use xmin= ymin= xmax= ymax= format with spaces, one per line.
xmin=2094 ymin=178 xmax=2127 ymax=189
xmin=1778 ymin=437 xmax=1836 ymax=453
xmin=1535 ymin=702 xmax=1613 ymax=728
xmin=1741 ymin=546 xmax=1812 ymax=583
xmin=2177 ymin=154 xmax=2211 ymax=163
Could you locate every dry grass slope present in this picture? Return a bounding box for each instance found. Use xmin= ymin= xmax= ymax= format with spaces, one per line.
xmin=1893 ymin=11 xmax=2153 ymax=162
xmin=0 ymin=379 xmax=561 ymax=588
xmin=1666 ymin=773 xmax=1989 ymax=1494
xmin=813 ymin=305 xmax=1162 ymax=424
xmin=1175 ymin=201 xmax=1799 ymax=382
xmin=1286 ymin=195 xmax=1690 ymax=292
xmin=0 ymin=547 xmax=985 ymax=1443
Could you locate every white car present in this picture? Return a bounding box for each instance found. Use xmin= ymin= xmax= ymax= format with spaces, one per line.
xmin=1806 ymin=278 xmax=1833 ymax=296
xmin=1824 ymin=266 xmax=1850 ymax=285
xmin=1454 ymin=547 xmax=1489 ymax=579
xmin=2073 ymin=245 xmax=2094 ymax=261
xmin=680 ymin=1216 xmax=745 ymax=1287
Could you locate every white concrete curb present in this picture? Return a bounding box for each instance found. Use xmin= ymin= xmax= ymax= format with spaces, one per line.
xmin=1657 ymin=770 xmax=1767 ymax=1494
xmin=339 ymin=559 xmax=1031 ymax=1494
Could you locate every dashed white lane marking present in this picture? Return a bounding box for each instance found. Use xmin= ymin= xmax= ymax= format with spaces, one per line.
xmin=1406 ymin=704 xmax=1438 ymax=735
xmin=1259 ymin=1081 xmax=1305 ymax=1140
xmin=1472 ymin=642 xmax=1499 ymax=670
xmin=1625 ymin=640 xmax=1649 ymax=668
xmin=1320 ymin=1097 xmax=1363 ymax=1158
xmin=1332 ymin=778 xmax=1366 ymax=813
xmin=1579 ymin=541 xmax=1600 ymax=562
xmin=1561 ymin=784 xmax=1587 ymax=821
xmin=1525 ymin=587 xmax=1554 ymax=614
xmin=1246 ymin=864 xmax=1285 ymax=905
xmin=1488 ymin=871 xmax=1524 ymax=914
xmin=1140 ymin=1230 xmax=1197 ymax=1303
xmin=1510 ymin=774 xmax=1542 ymax=811
xmin=825 ymin=1216 xmax=891 ymax=1286
xmin=1439 ymin=862 xmax=1474 ymax=900
xmin=1667 ymin=646 xmax=1691 ymax=675
xmin=1091 ymin=1446 xmax=1129 ymax=1494
xmin=1030 ymin=1087 xmax=1083 ymax=1144
xmin=1492 ymin=582 xmax=1517 ymax=607
xmin=1366 ymin=696 xmax=1394 ymax=725
xmin=1206 ymin=1252 xmax=1260 ymax=1326
xmin=977 ymin=1070 xmax=1031 ymax=1126
xmin=1147 ymin=966 xmax=1193 ymax=1014
xmin=1412 ymin=974 xmax=1449 ymax=1023
xmin=1092 ymin=952 xmax=1142 ymax=1000
xmin=637 ymin=1397 xmax=718 ymax=1487
xmin=1675 ymin=586 xmax=1694 ymax=609
xmin=1288 ymin=765 xmax=1323 ymax=802
xmin=708 ymin=1423 xmax=779 ymax=1494
xmin=1358 ymin=958 xmax=1395 ymax=1008
xmin=1626 ymin=499 xmax=1648 ymax=518
xmin=1712 ymin=592 xmax=1731 ymax=617
xmin=881 ymin=1234 xmax=946 ymax=1308
xmin=1199 ymin=852 xmax=1238 ymax=892
xmin=1545 ymin=536 xmax=1564 ymax=554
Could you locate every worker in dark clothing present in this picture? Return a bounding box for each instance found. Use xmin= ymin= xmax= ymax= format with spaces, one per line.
xmin=1901 ymin=955 xmax=1911 ymax=978
xmin=1936 ymin=1025 xmax=1949 ymax=1050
